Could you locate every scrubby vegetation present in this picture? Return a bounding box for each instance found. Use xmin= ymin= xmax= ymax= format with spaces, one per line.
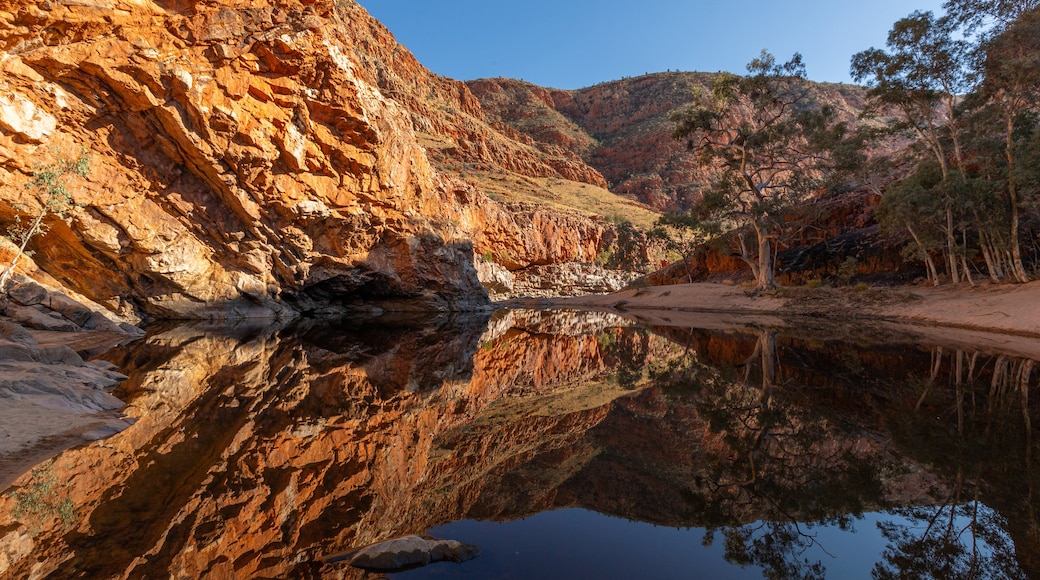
xmin=660 ymin=0 xmax=1040 ymax=288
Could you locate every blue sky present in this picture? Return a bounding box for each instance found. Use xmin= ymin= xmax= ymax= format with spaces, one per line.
xmin=355 ymin=0 xmax=947 ymax=89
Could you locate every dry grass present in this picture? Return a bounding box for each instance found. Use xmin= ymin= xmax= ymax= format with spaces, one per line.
xmin=468 ymin=168 xmax=659 ymax=230
xmin=417 ymin=133 xmax=660 ymax=231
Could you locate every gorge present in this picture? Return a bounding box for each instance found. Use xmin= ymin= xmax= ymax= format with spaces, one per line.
xmin=2 ymin=0 xmax=1040 ymax=577
xmin=0 ymin=0 xmax=929 ymax=325
xmin=0 ymin=0 xmax=662 ymax=324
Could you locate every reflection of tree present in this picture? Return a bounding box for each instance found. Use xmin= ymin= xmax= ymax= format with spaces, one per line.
xmin=874 ymin=501 xmax=1022 ymax=580
xmin=599 ymin=327 xmax=653 ymax=390
xmin=882 ymin=345 xmax=1039 ymax=579
xmin=644 ymin=324 xmax=1040 ymax=577
xmin=653 ymin=326 xmax=889 ymax=579
xmin=710 ymin=522 xmax=827 ymax=580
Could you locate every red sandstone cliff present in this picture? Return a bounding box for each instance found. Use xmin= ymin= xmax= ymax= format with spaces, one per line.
xmin=0 ymin=0 xmax=639 ymax=320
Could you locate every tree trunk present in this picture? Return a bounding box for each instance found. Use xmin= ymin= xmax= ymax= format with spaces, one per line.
xmin=907 ymin=223 xmax=940 ymax=286
xmin=946 ymin=206 xmax=959 ymax=284
xmin=736 ymin=232 xmax=761 ymax=281
xmin=0 ymin=211 xmax=46 ymax=292
xmin=1006 ymin=114 xmax=1030 ymax=283
xmin=962 ymin=254 xmax=975 ymax=287
xmin=978 ymin=229 xmax=1003 ymax=283
xmin=961 ymin=230 xmax=974 ymax=287
xmin=754 ymin=220 xmax=775 ymax=290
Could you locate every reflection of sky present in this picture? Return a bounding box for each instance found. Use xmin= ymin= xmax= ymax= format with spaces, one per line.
xmin=392 ymin=506 xmax=1010 ymax=579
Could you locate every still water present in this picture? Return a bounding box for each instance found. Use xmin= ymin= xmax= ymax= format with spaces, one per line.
xmin=1 ymin=309 xmax=1037 ymax=579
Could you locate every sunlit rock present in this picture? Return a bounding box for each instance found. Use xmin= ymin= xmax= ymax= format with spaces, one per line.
xmin=323 ymin=534 xmax=482 ymax=572
xmin=0 ymin=90 xmax=56 ymax=143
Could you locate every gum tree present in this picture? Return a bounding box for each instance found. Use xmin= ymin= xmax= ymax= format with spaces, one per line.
xmin=671 ymin=51 xmax=841 ymax=290
xmin=851 ymin=11 xmax=972 ymax=284
xmin=972 ymin=4 xmax=1040 ymax=282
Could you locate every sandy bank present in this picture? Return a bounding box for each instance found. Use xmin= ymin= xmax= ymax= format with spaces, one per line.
xmin=548 ymin=280 xmax=1040 ymax=338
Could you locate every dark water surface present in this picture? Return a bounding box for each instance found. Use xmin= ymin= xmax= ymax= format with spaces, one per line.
xmin=1 ymin=309 xmax=1037 ymax=579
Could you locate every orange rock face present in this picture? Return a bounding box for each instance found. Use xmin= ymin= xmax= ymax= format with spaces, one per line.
xmin=0 ymin=0 xmax=631 ymax=319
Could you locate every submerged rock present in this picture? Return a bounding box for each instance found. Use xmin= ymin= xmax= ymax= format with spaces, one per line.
xmin=322 ymin=534 xmax=482 ymax=572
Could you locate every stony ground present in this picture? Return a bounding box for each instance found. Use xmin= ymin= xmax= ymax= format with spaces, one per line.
xmin=0 ymin=324 xmax=135 ymax=491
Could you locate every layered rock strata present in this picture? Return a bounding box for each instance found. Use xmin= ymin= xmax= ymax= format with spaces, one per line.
xmin=469 ymin=75 xmax=870 ymax=213
xmin=0 ymin=0 xmax=641 ymax=320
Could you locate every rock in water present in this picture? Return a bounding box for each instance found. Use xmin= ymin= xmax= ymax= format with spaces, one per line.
xmin=322 ymin=534 xmax=482 ymax=572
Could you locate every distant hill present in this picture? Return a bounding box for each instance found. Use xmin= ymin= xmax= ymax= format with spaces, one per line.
xmin=469 ymin=74 xmax=872 ymax=212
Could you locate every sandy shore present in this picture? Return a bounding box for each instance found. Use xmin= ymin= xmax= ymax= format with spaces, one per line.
xmin=548 ymin=279 xmax=1040 ymax=340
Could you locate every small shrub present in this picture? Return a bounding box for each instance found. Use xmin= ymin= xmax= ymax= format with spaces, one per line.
xmin=806 ymin=279 xmax=823 ymax=289
xmin=838 ymin=256 xmax=858 ymax=284
xmin=1 ymin=149 xmax=90 ymax=291
xmin=9 ymin=461 xmax=77 ymax=531
xmin=854 ymin=282 xmax=869 ymax=292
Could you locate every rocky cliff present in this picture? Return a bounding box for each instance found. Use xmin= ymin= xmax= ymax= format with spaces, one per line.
xmin=0 ymin=0 xmax=651 ymax=321
xmin=465 ymin=73 xmax=927 ymax=285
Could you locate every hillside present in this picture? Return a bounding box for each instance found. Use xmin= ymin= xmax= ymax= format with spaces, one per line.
xmin=469 ymin=74 xmax=871 ymax=212
xmin=466 ymin=74 xmax=932 ymax=286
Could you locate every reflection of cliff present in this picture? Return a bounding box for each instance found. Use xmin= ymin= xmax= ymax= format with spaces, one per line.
xmin=1 ymin=312 xmax=1038 ymax=578
xmin=434 ymin=328 xmax=923 ymax=529
xmin=0 ymin=310 xmax=654 ymax=578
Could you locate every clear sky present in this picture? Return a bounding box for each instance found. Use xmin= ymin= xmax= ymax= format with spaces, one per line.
xmin=355 ymin=0 xmax=947 ymax=89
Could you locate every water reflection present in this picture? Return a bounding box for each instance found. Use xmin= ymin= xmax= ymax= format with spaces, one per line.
xmin=0 ymin=310 xmax=1037 ymax=578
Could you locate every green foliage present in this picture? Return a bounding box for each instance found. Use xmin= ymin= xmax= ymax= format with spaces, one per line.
xmin=944 ymin=0 xmax=1040 ymax=36
xmin=839 ymin=256 xmax=860 ymax=284
xmin=671 ymin=51 xmax=842 ymax=289
xmin=28 ymin=151 xmax=91 ymax=205
xmin=851 ymin=3 xmax=1040 ymax=284
xmin=9 ymin=461 xmax=77 ymax=531
xmin=1 ymin=149 xmax=91 ymax=291
xmin=599 ymin=218 xmax=650 ymax=272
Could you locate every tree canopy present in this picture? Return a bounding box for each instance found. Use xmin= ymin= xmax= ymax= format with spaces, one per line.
xmin=670 ymin=51 xmax=844 ymax=290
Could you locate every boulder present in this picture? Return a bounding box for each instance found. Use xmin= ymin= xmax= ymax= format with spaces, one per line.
xmin=4 ymin=303 xmax=78 ymax=332
xmin=322 ymin=534 xmax=482 ymax=572
xmin=0 ymin=320 xmax=37 ymax=345
xmin=6 ymin=280 xmax=48 ymax=307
